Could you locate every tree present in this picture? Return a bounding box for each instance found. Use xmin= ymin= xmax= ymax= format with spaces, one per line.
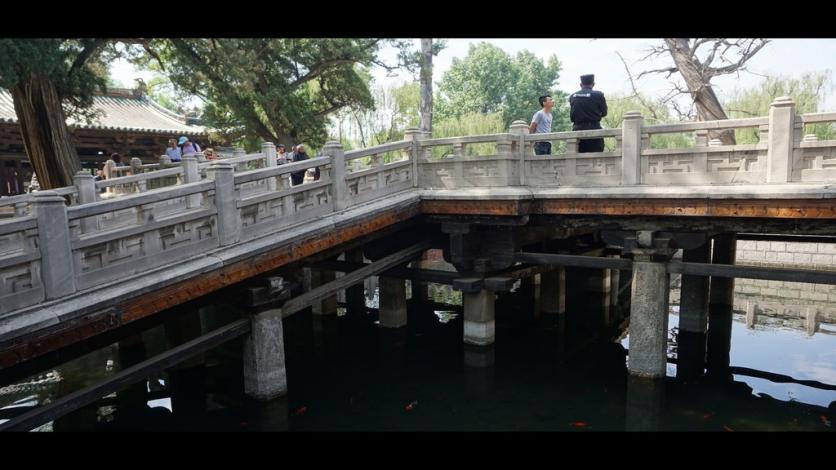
xmin=725 ymin=71 xmax=835 ymax=143
xmin=435 ymin=43 xmax=569 ymax=131
xmin=603 ymin=93 xmax=693 ymax=149
xmin=143 ymin=38 xmax=421 ymax=151
xmin=623 ymin=38 xmax=770 ymax=144
xmin=0 ymin=39 xmax=112 ymax=189
xmin=419 ymin=38 xmax=434 ymax=134
xmin=333 ymin=80 xmax=421 ymax=148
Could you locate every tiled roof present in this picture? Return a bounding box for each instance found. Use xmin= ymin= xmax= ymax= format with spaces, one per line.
xmin=0 ymin=88 xmax=208 ymax=135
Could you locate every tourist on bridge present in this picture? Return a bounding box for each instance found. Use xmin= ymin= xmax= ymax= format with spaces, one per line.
xmin=165 ymin=138 xmax=182 ymax=162
xmin=178 ymin=136 xmax=201 ymax=157
xmin=569 ymin=74 xmax=608 ymax=153
xmin=529 ymin=95 xmax=554 ymax=155
xmin=277 ymin=144 xmax=288 ymax=164
xmin=290 ymin=144 xmax=310 ymax=186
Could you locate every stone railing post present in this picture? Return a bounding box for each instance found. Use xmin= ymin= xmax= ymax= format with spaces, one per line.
xmin=129 ymin=157 xmax=146 ymax=192
xmin=767 ymin=96 xmax=796 ymax=183
xmin=206 ymin=161 xmax=239 ymax=246
xmin=621 ymin=111 xmax=644 ymax=185
xmin=33 ymin=191 xmax=76 ymax=299
xmin=509 ymin=120 xmax=529 ymax=185
xmin=181 ymin=156 xmax=201 ymax=208
xmin=73 ymin=170 xmax=99 ymax=233
xmin=404 ymin=128 xmax=422 ymax=188
xmin=233 ymin=147 xmax=246 ymax=172
xmin=322 ymin=140 xmax=346 ymax=212
xmin=262 ymin=141 xmax=278 ymax=191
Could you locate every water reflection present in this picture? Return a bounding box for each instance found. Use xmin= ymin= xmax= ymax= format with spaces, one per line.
xmin=1 ymin=272 xmax=835 ymax=431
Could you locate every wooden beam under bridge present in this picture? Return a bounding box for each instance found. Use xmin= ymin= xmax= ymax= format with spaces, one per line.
xmin=278 ymin=239 xmax=434 ymax=317
xmin=515 ymin=251 xmax=836 ymax=285
xmin=0 ymin=319 xmax=251 ymax=432
xmin=310 ymin=259 xmax=460 ymax=285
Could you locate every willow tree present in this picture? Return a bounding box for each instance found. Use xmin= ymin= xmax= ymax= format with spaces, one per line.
xmin=145 ymin=38 xmax=422 ymax=150
xmin=0 ymin=39 xmax=112 ymax=189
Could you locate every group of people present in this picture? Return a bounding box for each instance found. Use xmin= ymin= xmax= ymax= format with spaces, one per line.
xmin=164 ymin=136 xmax=217 ymax=162
xmin=162 ymin=137 xmax=318 ymax=186
xmin=530 ymin=73 xmax=608 ymax=155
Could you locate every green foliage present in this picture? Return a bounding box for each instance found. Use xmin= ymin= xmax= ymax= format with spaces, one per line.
xmin=140 ymin=38 xmax=420 ymax=150
xmin=725 ymin=72 xmax=836 ymax=143
xmin=435 ymin=43 xmax=570 ymax=130
xmin=430 ymin=112 xmax=505 ymax=157
xmin=601 ymin=93 xmax=693 ymax=150
xmin=0 ymin=38 xmax=113 ymax=124
xmin=146 ymin=75 xmax=188 ymax=114
xmin=333 ymin=80 xmax=421 ymax=148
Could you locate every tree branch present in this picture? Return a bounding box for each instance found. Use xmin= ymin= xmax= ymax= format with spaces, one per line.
xmin=67 ymin=39 xmax=108 ymax=78
xmin=615 ymin=51 xmax=660 ymax=121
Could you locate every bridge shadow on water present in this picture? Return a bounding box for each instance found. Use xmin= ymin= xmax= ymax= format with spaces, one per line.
xmin=1 ymin=281 xmax=835 ymax=432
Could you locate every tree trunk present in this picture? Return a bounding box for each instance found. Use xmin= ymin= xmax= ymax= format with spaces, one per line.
xmin=664 ymin=38 xmax=735 ymax=145
xmin=11 ymin=74 xmax=81 ymax=189
xmin=419 ymin=38 xmax=433 ymax=135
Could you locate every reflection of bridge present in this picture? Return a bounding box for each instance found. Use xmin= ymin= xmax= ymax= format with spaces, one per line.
xmin=1 ymin=97 xmax=836 ymax=429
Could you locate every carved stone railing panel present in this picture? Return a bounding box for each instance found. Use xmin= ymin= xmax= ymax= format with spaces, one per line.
xmin=643 ymin=146 xmax=768 ymax=185
xmin=235 ymin=159 xmax=335 ymax=242
xmin=66 ymin=182 xmax=218 ymax=291
xmin=345 ymin=160 xmax=413 ymax=205
xmin=0 ymin=217 xmax=43 ymax=312
xmin=526 ymin=153 xmax=621 ymax=187
xmin=419 ymin=155 xmax=518 ymax=189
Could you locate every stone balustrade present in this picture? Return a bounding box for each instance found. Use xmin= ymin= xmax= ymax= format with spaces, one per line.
xmin=1 ymin=97 xmax=835 ymax=317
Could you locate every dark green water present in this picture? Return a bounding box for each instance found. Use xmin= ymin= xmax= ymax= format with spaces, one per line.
xmin=1 ymin=282 xmax=834 ymax=432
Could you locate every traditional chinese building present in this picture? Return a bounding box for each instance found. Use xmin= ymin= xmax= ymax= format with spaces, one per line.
xmin=0 ymin=87 xmax=209 ymax=196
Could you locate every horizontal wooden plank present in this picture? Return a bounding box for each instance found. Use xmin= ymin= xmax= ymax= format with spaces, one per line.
xmin=421 ymin=199 xmax=530 ymax=216
xmin=311 ymin=259 xmax=459 ymax=284
xmin=515 ymin=252 xmax=633 ymax=270
xmin=668 ymin=261 xmax=836 ymax=284
xmin=280 ymin=240 xmax=432 ymax=315
xmin=534 ymin=198 xmax=836 ymax=219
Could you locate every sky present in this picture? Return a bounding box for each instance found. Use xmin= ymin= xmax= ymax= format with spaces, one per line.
xmin=110 ymin=38 xmax=836 ymax=113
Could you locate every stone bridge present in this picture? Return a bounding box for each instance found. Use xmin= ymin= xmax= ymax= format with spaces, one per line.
xmin=1 ymin=96 xmax=836 ymax=394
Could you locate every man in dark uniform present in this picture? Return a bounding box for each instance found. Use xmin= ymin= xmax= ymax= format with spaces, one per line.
xmin=569 ymin=74 xmax=608 ymax=153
